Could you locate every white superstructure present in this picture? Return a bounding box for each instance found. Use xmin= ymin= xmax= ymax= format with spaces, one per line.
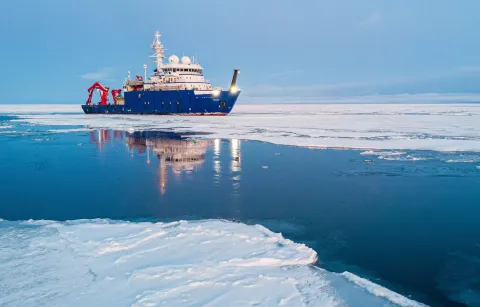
xmin=124 ymin=31 xmax=218 ymax=94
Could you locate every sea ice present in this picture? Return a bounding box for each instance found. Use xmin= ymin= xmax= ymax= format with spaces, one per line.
xmin=360 ymin=150 xmax=406 ymax=156
xmin=2 ymin=103 xmax=480 ymax=152
xmin=0 ymin=219 xmax=426 ymax=307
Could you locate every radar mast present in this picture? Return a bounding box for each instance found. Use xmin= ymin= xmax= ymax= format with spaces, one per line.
xmin=151 ymin=31 xmax=165 ymax=72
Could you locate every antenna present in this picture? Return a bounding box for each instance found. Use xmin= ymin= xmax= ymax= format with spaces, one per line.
xmin=151 ymin=30 xmax=165 ymax=72
xmin=143 ymin=64 xmax=147 ymax=81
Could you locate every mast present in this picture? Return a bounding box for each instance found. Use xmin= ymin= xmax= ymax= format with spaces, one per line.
xmin=151 ymin=31 xmax=165 ymax=72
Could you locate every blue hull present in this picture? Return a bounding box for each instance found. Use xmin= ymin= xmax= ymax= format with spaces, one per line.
xmin=82 ymin=90 xmax=240 ymax=115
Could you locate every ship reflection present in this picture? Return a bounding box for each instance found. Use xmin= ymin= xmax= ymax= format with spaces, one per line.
xmin=89 ymin=130 xmax=125 ymax=149
xmin=89 ymin=129 xmax=242 ymax=196
xmin=125 ymin=131 xmax=214 ymax=195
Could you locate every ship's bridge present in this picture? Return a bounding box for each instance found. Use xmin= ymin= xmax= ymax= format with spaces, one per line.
xmin=124 ymin=32 xmax=219 ymax=94
xmin=159 ymin=63 xmax=203 ymax=75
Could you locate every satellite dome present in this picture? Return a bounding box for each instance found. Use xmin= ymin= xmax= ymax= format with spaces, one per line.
xmin=169 ymin=54 xmax=179 ymax=64
xmin=181 ymin=56 xmax=191 ymax=65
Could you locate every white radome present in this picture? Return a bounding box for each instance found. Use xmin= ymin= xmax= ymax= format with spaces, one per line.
xmin=181 ymin=56 xmax=192 ymax=65
xmin=169 ymin=54 xmax=180 ymax=64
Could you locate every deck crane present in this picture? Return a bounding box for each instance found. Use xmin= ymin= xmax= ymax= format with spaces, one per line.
xmin=86 ymin=82 xmax=110 ymax=105
xmin=111 ymin=89 xmax=122 ymax=104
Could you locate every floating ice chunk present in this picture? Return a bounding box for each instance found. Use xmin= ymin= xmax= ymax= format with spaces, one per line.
xmin=262 ymin=165 xmax=269 ymax=169
xmin=378 ymin=155 xmax=429 ymax=161
xmin=47 ymin=128 xmax=90 ymax=133
xmin=0 ymin=219 xmax=426 ymax=307
xmin=0 ymin=125 xmax=13 ymax=129
xmin=360 ymin=150 xmax=406 ymax=156
xmin=445 ymin=158 xmax=479 ymax=163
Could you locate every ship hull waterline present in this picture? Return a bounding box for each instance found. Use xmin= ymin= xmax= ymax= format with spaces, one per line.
xmin=82 ymin=90 xmax=240 ymax=115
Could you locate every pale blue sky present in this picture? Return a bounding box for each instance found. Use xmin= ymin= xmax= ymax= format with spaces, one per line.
xmin=1 ymin=0 xmax=480 ymax=103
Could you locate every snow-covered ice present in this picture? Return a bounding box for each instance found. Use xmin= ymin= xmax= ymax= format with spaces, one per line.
xmin=360 ymin=150 xmax=406 ymax=157
xmin=2 ymin=103 xmax=480 ymax=152
xmin=0 ymin=219 xmax=426 ymax=307
xmin=0 ymin=104 xmax=79 ymax=113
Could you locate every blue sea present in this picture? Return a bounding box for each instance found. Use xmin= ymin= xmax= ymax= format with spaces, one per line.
xmin=1 ymin=105 xmax=480 ymax=306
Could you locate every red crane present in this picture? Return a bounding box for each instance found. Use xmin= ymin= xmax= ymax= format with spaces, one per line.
xmin=111 ymin=89 xmax=122 ymax=104
xmin=86 ymin=82 xmax=110 ymax=105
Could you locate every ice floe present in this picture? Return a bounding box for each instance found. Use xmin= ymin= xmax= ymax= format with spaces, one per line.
xmin=378 ymin=155 xmax=430 ymax=162
xmin=360 ymin=150 xmax=406 ymax=156
xmin=0 ymin=104 xmax=79 ymax=113
xmin=445 ymin=158 xmax=480 ymax=163
xmin=3 ymin=104 xmax=480 ymax=152
xmin=0 ymin=219 xmax=426 ymax=306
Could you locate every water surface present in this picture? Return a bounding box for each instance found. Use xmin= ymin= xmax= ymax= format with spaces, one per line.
xmin=1 ymin=117 xmax=480 ymax=306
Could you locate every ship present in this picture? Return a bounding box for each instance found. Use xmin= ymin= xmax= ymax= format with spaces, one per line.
xmin=82 ymin=31 xmax=240 ymax=115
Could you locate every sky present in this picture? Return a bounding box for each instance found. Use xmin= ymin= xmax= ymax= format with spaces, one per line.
xmin=1 ymin=0 xmax=480 ymax=104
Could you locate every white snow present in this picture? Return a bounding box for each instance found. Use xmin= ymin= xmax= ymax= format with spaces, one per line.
xmin=0 ymin=219 xmax=426 ymax=307
xmin=3 ymin=103 xmax=480 ymax=152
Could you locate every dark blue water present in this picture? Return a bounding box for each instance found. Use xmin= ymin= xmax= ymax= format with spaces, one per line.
xmin=1 ymin=120 xmax=480 ymax=306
